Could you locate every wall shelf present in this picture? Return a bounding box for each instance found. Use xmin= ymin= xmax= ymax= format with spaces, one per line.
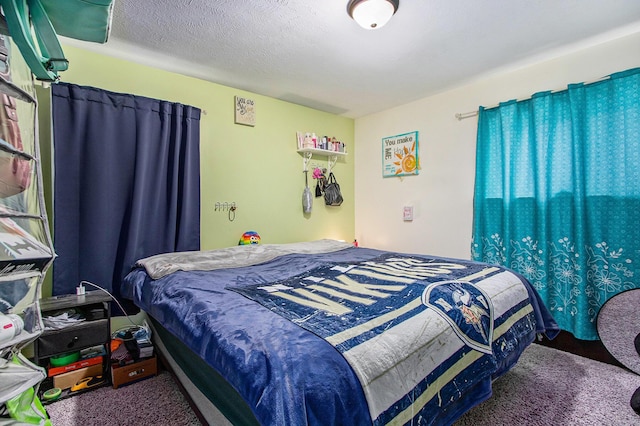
xmin=297 ymin=148 xmax=347 ymax=157
xmin=297 ymin=148 xmax=347 ymax=173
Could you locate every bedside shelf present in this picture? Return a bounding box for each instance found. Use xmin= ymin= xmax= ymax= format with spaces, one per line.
xmin=34 ymin=290 xmax=112 ymax=403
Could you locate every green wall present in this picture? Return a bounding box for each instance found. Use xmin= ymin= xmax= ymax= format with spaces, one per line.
xmin=38 ymin=45 xmax=355 ymax=295
xmin=38 ymin=46 xmax=355 ymax=296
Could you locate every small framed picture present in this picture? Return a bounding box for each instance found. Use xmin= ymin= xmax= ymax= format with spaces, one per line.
xmin=234 ymin=96 xmax=256 ymax=126
xmin=382 ymin=131 xmax=419 ymax=177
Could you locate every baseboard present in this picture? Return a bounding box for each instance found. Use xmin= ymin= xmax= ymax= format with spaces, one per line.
xmin=535 ymin=330 xmax=623 ymax=368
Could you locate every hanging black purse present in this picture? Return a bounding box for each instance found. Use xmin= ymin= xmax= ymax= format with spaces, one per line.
xmin=323 ymin=172 xmax=343 ymax=206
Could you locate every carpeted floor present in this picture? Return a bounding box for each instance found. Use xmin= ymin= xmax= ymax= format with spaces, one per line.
xmin=455 ymin=343 xmax=640 ymax=425
xmin=45 ymin=343 xmax=640 ymax=425
xmin=45 ymin=370 xmax=200 ymax=425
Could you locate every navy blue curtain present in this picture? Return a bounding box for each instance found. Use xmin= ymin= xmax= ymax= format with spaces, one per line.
xmin=51 ymin=83 xmax=201 ymax=299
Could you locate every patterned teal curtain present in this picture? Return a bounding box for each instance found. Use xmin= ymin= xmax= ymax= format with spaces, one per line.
xmin=472 ymin=68 xmax=640 ymax=340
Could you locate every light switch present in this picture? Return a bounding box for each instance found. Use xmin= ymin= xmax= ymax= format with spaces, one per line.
xmin=403 ymin=206 xmax=413 ymax=221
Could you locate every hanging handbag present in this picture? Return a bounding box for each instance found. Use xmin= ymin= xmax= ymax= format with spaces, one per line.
xmin=39 ymin=0 xmax=114 ymax=44
xmin=323 ymin=172 xmax=343 ymax=206
xmin=0 ymin=0 xmax=114 ymax=82
xmin=1 ymin=0 xmax=69 ymax=81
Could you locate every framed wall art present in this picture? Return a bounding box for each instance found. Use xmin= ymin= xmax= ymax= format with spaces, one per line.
xmin=382 ymin=131 xmax=419 ymax=177
xmin=234 ymin=96 xmax=256 ymax=126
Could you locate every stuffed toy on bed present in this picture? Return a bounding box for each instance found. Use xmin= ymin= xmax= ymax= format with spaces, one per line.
xmin=239 ymin=231 xmax=261 ymax=245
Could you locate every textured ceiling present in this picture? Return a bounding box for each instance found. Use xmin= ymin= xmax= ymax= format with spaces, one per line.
xmin=64 ymin=0 xmax=640 ymax=117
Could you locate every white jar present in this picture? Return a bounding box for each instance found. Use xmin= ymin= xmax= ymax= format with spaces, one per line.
xmin=0 ymin=313 xmax=24 ymax=344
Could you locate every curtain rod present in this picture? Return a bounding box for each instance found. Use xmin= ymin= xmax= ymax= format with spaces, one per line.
xmin=455 ymin=111 xmax=478 ymax=120
xmin=454 ymin=74 xmax=611 ymax=121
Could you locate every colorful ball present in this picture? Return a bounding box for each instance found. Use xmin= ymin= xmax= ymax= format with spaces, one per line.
xmin=239 ymin=231 xmax=261 ymax=245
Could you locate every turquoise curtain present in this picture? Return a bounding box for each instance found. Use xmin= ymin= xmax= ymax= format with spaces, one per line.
xmin=472 ymin=68 xmax=640 ymax=340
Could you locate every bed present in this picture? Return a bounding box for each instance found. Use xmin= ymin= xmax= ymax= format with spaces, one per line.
xmin=121 ymin=240 xmax=558 ymax=425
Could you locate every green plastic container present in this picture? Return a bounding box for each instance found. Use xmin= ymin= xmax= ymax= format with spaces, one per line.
xmin=49 ymin=351 xmax=80 ymax=367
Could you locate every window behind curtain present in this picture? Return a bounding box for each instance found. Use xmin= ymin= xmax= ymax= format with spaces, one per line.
xmin=472 ymin=68 xmax=640 ymax=340
xmin=51 ymin=83 xmax=201 ymax=301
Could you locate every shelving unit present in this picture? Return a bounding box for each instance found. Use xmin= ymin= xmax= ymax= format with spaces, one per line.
xmin=34 ymin=291 xmax=112 ymax=402
xmin=0 ymin=33 xmax=55 ymax=421
xmin=297 ymin=148 xmax=347 ymax=174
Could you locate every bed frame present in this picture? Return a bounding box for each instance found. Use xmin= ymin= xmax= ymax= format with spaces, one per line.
xmin=148 ymin=316 xmax=257 ymax=426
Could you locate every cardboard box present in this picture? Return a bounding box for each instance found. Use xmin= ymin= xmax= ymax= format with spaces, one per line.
xmin=111 ymin=355 xmax=157 ymax=389
xmin=53 ymin=363 xmax=103 ymax=390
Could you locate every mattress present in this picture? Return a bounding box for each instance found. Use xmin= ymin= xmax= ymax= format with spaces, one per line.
xmin=121 ymin=240 xmax=558 ymax=425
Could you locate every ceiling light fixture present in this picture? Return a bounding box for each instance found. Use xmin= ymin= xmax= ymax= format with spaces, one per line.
xmin=347 ymin=0 xmax=399 ymax=30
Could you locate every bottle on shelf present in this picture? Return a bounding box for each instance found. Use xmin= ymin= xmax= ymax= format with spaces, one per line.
xmin=0 ymin=313 xmax=23 ymax=344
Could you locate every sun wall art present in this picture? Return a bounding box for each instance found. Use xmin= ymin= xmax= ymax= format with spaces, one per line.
xmin=382 ymin=131 xmax=419 ymax=177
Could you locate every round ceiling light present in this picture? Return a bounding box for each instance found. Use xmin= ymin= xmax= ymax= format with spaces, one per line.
xmin=347 ymin=0 xmax=399 ymax=30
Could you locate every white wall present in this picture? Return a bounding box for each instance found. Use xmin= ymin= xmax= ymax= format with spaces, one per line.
xmin=354 ymin=29 xmax=640 ymax=258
